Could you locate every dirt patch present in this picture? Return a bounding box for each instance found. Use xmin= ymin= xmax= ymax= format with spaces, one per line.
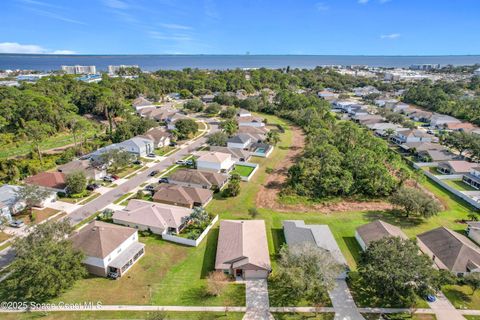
xmin=256 ymin=125 xmax=394 ymax=213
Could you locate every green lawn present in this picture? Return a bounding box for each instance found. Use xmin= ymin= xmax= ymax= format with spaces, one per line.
xmin=113 ymin=192 xmax=133 ymax=204
xmin=58 ymin=191 xmax=95 ymax=204
xmin=444 ymin=179 xmax=478 ymax=191
xmin=0 ymin=231 xmax=11 ymax=242
xmin=155 ymin=146 xmax=177 ymax=156
xmin=232 ymin=164 xmax=256 ymax=177
xmin=362 ymin=314 xmax=435 ymax=320
xmin=0 ymin=311 xmax=244 ymax=320
xmin=443 ymin=284 xmax=480 ymax=310
xmin=110 ymin=164 xmax=142 ymax=178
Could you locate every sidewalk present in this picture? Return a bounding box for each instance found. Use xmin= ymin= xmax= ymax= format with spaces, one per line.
xmin=428 ymin=292 xmax=466 ymax=320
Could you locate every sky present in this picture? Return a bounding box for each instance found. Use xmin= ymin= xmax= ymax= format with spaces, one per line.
xmin=0 ymin=0 xmax=479 ymax=55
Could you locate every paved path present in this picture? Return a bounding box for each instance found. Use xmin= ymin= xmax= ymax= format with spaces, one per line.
xmin=244 ymin=279 xmax=274 ymax=320
xmin=428 ymin=292 xmax=466 ymax=320
xmin=329 ymin=279 xmax=365 ymax=320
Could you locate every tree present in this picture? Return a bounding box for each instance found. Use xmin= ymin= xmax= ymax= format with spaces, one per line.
xmin=206 ymin=271 xmax=228 ymax=296
xmin=100 ymin=148 xmax=134 ymax=172
xmin=1 ymin=220 xmax=86 ymax=302
xmin=189 ymin=207 xmax=211 ymax=226
xmin=358 ymin=237 xmax=442 ymax=307
xmin=66 ymin=171 xmax=87 ymax=195
xmin=220 ymin=106 xmax=237 ymax=119
xmin=390 ymin=186 xmax=441 ymax=218
xmin=178 ymin=89 xmax=193 ymax=99
xmin=183 ymin=99 xmax=204 ymax=113
xmin=444 ymin=131 xmax=475 ymax=156
xmin=223 ymin=173 xmax=241 ymax=197
xmin=14 ymin=184 xmax=53 ymax=212
xmin=248 ymin=207 xmax=259 ymax=219
xmin=220 ymin=119 xmax=238 ymax=136
xmin=205 ymin=102 xmax=221 ymax=115
xmin=270 ymin=242 xmax=343 ymax=306
xmin=266 ymin=130 xmax=280 ymax=145
xmin=464 ymin=273 xmax=480 ymax=295
xmin=67 ymin=116 xmax=90 ymax=153
xmin=23 ymin=120 xmax=53 ymax=165
xmin=175 ymin=118 xmax=199 ymax=140
xmin=207 ymin=132 xmax=228 ymax=146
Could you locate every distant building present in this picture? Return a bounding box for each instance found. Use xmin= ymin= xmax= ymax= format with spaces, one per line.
xmin=61 ymin=65 xmax=96 ymax=75
xmin=410 ymin=64 xmax=440 ymax=71
xmin=108 ymin=65 xmax=139 ymax=74
xmin=474 ymin=68 xmax=480 ymax=77
xmin=16 ymin=74 xmax=49 ymax=82
xmin=77 ymin=74 xmax=102 ymax=83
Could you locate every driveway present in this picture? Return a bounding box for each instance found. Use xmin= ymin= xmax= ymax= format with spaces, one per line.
xmin=329 ymin=279 xmax=365 ymax=320
xmin=428 ymin=292 xmax=465 ymax=320
xmin=244 ymin=279 xmax=274 ymax=320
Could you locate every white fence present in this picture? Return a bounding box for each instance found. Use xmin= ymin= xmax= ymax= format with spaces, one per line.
xmin=234 ymin=162 xmax=259 ymax=181
xmin=162 ymin=215 xmax=219 ymax=247
xmin=413 ymin=163 xmax=480 ymax=210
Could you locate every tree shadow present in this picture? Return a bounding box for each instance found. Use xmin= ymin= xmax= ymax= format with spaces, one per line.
xmin=271 ymin=228 xmax=286 ymax=255
xmin=201 ymin=228 xmax=219 ymax=279
xmin=363 ymin=209 xmax=424 ymax=230
xmin=343 ymin=237 xmax=362 ymax=266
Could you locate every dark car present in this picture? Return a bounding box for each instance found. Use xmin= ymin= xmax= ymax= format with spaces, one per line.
xmin=169 ymin=142 xmax=177 ymax=147
xmin=9 ymin=219 xmax=25 ymax=228
xmin=147 ymin=153 xmax=156 ymax=158
xmin=111 ymin=174 xmax=120 ymax=180
xmin=158 ymin=177 xmax=169 ymax=183
xmin=86 ymin=183 xmax=100 ymax=191
xmin=144 ymin=184 xmax=156 ymax=192
xmin=149 ymin=170 xmax=159 ymax=177
xmin=133 ymin=160 xmax=142 ymax=165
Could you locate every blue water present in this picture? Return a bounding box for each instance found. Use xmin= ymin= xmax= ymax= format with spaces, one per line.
xmin=1 ymin=54 xmax=480 ymax=71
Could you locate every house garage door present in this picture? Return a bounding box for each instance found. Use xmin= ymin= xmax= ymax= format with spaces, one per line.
xmin=244 ymin=270 xmax=268 ymax=279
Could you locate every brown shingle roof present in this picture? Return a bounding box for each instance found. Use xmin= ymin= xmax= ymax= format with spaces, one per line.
xmin=418 ymin=227 xmax=480 ymax=273
xmin=25 ymin=172 xmax=67 ymax=190
xmin=356 ymin=220 xmax=408 ymax=247
xmin=169 ymin=169 xmax=227 ymax=188
xmin=153 ymin=185 xmax=213 ymax=206
xmin=215 ymin=220 xmax=271 ymax=271
xmin=439 ymin=161 xmax=477 ymax=174
xmin=70 ymin=220 xmax=136 ymax=259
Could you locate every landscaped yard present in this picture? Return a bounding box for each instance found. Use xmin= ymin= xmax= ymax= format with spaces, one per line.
xmin=155 ymin=146 xmax=177 ymax=156
xmin=14 ymin=207 xmax=61 ymax=225
xmin=443 ymin=284 xmax=480 ymax=310
xmin=232 ymin=164 xmax=256 ymax=177
xmin=444 ymin=179 xmax=478 ymax=191
xmin=110 ymin=164 xmax=142 ymax=178
xmin=58 ymin=191 xmax=97 ymax=204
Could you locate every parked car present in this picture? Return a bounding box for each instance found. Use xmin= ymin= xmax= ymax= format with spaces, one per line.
xmin=111 ymin=174 xmax=120 ymax=180
xmin=149 ymin=170 xmax=159 ymax=177
xmin=133 ymin=160 xmax=142 ymax=165
xmin=103 ymin=176 xmax=114 ymax=182
xmin=144 ymin=184 xmax=156 ymax=192
xmin=185 ymin=160 xmax=193 ymax=166
xmin=9 ymin=219 xmax=25 ymax=228
xmin=426 ymin=295 xmax=436 ymax=302
xmin=107 ymin=271 xmax=119 ymax=280
xmin=159 ymin=177 xmax=168 ymax=183
xmin=176 ymin=160 xmax=187 ymax=165
xmin=86 ymin=183 xmax=100 ymax=191
xmin=147 ymin=153 xmax=156 ymax=158
xmin=169 ymin=142 xmax=177 ymax=147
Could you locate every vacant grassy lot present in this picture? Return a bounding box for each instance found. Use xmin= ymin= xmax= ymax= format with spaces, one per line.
xmin=232 ymin=164 xmax=256 ymax=177
xmin=0 ymin=311 xmax=245 ymax=320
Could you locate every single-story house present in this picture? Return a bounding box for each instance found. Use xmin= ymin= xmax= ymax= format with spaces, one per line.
xmin=25 ymin=172 xmax=68 ymax=193
xmin=0 ymin=185 xmax=26 ymax=221
xmin=417 ymin=149 xmax=457 ymax=162
xmin=463 ymin=167 xmax=480 ymax=190
xmin=196 ymin=152 xmax=235 ymax=173
xmin=132 ymin=97 xmax=156 ymax=111
xmin=366 ymin=122 xmax=402 ymax=137
xmin=237 ymin=116 xmax=265 ymax=128
xmin=168 ymin=169 xmax=228 ymax=190
xmin=138 ymin=106 xmax=177 ymax=122
xmin=283 ymin=220 xmax=347 ymax=278
xmin=70 ymin=220 xmax=145 ymax=278
xmin=390 ymin=129 xmax=436 ymax=145
xmin=408 ymin=110 xmax=433 ymax=123
xmin=355 ymin=220 xmax=408 ymax=251
xmin=237 ymin=109 xmax=252 ymax=117
xmin=430 ymin=114 xmax=461 ymax=128
xmin=117 ymin=137 xmax=154 ymax=157
xmin=209 ymin=146 xmax=252 ymax=162
xmin=215 ymin=220 xmax=271 ymax=279
xmin=227 ymin=134 xmax=252 ymax=149
xmin=138 ymin=127 xmax=171 ymax=148
xmin=417 ymin=227 xmax=480 ymax=276
xmin=166 ymin=113 xmax=190 ymax=130
xmin=467 ymin=221 xmax=480 ymax=245
xmin=201 ymin=94 xmax=215 ymax=103
xmin=112 ymin=199 xmax=192 ymax=235
xmin=153 ymin=184 xmax=213 ymax=208
xmin=444 ymin=122 xmax=475 ymax=131
xmin=318 ymin=90 xmax=339 ymax=101
xmin=389 ymin=102 xmax=410 ymax=114
xmin=237 ymin=126 xmax=269 ymax=142
xmin=437 ymin=161 xmax=477 ymax=175
xmin=399 ymin=141 xmax=445 ymax=153
xmin=353 ymin=114 xmax=385 ymax=126
xmin=57 ymin=159 xmax=107 ymax=181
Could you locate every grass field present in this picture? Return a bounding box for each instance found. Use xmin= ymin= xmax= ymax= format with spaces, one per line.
xmin=443 ymin=284 xmax=480 ymax=310
xmin=113 ymin=192 xmax=133 ymax=204
xmin=232 ymin=164 xmax=256 ymax=177
xmin=444 ymin=179 xmax=478 ymax=191
xmin=0 ymin=231 xmax=11 ymax=242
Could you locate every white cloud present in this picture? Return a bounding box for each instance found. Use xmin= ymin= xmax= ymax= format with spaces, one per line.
xmin=380 ymin=33 xmax=401 ymax=39
xmin=148 ymin=31 xmax=192 ymax=41
xmin=315 ymin=2 xmax=329 ymax=11
xmin=160 ymin=23 xmax=192 ymax=30
xmin=0 ymin=42 xmax=75 ymax=54
xmin=102 ymin=0 xmax=129 ymax=9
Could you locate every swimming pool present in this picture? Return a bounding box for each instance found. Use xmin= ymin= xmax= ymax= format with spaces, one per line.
xmin=255 ymin=147 xmax=266 ymax=154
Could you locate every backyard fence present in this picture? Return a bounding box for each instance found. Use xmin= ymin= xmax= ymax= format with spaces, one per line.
xmin=162 ymin=215 xmax=219 ymax=247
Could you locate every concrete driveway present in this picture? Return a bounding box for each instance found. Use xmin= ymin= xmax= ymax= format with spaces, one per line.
xmin=244 ymin=279 xmax=274 ymax=320
xmin=329 ymin=279 xmax=365 ymax=320
xmin=428 ymin=292 xmax=465 ymax=320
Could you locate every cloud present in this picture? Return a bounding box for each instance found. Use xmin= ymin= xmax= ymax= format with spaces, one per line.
xmin=380 ymin=33 xmax=400 ymax=39
xmin=0 ymin=42 xmax=75 ymax=54
xmin=102 ymin=0 xmax=129 ymax=9
xmin=148 ymin=31 xmax=192 ymax=41
xmin=26 ymin=7 xmax=86 ymax=25
xmin=315 ymin=2 xmax=329 ymax=11
xmin=160 ymin=23 xmax=192 ymax=30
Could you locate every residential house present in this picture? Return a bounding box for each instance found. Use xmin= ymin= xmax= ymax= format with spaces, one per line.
xmin=437 ymin=161 xmax=477 ymax=175
xmin=318 ymin=90 xmax=339 ymax=101
xmin=138 ymin=127 xmax=171 ymax=148
xmin=209 ymin=146 xmax=252 ymax=162
xmin=237 ymin=126 xmax=268 ymax=142
xmin=467 ymin=222 xmax=480 ymax=245
xmin=118 ymin=137 xmax=154 ymax=157
xmin=390 ymin=129 xmax=436 ymax=144
xmin=366 ymin=122 xmax=402 ymax=137
xmin=70 ymin=220 xmax=145 ymax=278
xmin=227 ymin=134 xmax=253 ymax=149
xmin=444 ymin=122 xmax=475 ymax=131
xmin=25 ymin=172 xmax=68 ymax=193
xmin=430 ymin=114 xmax=461 ymax=128
xmin=237 ymin=109 xmax=252 ymax=117
xmin=201 ymin=94 xmax=215 ymax=103
xmin=132 ymin=97 xmax=156 ymax=111
xmin=355 ymin=220 xmax=408 ymax=251
xmin=399 ymin=141 xmax=445 ymax=153
xmin=417 ymin=227 xmax=480 ymax=276
xmin=168 ymin=169 xmax=228 ymax=190
xmin=237 ymin=116 xmax=265 ymax=128
xmin=0 ymin=185 xmax=25 ymax=221
xmin=112 ymin=199 xmax=192 ymax=235
xmin=463 ymin=166 xmax=480 ymax=190
xmin=57 ymin=159 xmax=107 ymax=180
xmin=353 ymin=86 xmax=380 ymax=97
xmin=138 ymin=106 xmax=177 ymax=122
xmin=196 ymin=152 xmax=235 ymax=173
xmin=417 ymin=149 xmax=456 ymax=162
xmin=167 ymin=113 xmax=189 ymax=130
xmin=153 ymin=184 xmax=213 ymax=208
xmin=389 ymin=102 xmax=410 ymax=114
xmin=353 ymin=114 xmax=385 ymax=126
xmin=408 ymin=110 xmax=433 ymax=123
xmin=283 ymin=220 xmax=347 ymax=278
xmin=215 ymin=220 xmax=271 ymax=279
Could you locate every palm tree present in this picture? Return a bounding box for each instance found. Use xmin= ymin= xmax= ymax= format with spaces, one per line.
xmin=266 ymin=130 xmax=280 ymax=145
